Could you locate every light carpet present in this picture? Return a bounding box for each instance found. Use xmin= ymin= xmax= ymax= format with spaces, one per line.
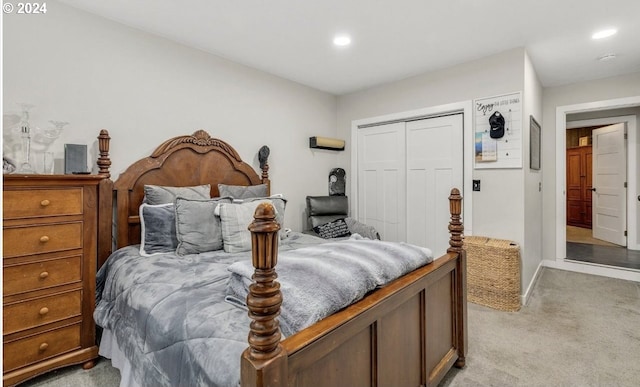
xmin=22 ymin=268 xmax=640 ymax=387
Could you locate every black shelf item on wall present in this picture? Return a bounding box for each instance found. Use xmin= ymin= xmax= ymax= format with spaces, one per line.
xmin=329 ymin=168 xmax=346 ymax=196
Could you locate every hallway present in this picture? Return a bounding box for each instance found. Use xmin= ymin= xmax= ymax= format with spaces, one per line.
xmin=566 ymin=226 xmax=640 ymax=270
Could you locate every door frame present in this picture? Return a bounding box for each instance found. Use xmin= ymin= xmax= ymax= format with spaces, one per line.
xmin=350 ymin=100 xmax=473 ymax=236
xmin=555 ymin=97 xmax=640 ymax=269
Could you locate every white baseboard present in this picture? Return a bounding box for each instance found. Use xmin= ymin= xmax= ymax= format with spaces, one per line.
xmin=521 ymin=261 xmax=544 ymax=307
xmin=542 ymin=259 xmax=640 ymax=282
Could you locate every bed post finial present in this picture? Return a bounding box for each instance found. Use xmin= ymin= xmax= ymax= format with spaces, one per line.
xmin=447 ymin=187 xmax=467 ymax=368
xmin=258 ymin=145 xmax=270 ymax=192
xmin=243 ymin=203 xmax=287 ymax=386
xmin=246 ymin=202 xmax=282 ymax=360
xmin=447 ymin=188 xmax=463 ymax=254
xmin=97 ymin=129 xmax=111 ymax=178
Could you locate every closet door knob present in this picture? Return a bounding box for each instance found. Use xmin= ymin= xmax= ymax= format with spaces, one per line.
xmin=40 ymin=199 xmax=51 ymax=207
xmin=590 ymin=188 xmax=596 ymax=192
xmin=39 ymin=235 xmax=50 ymax=243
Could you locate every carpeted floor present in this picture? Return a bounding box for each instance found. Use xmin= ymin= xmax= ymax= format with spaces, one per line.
xmin=440 ymin=267 xmax=640 ymax=386
xmin=22 ymin=268 xmax=640 ymax=387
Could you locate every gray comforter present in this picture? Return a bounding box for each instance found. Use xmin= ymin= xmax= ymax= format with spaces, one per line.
xmin=226 ymin=235 xmax=433 ymax=336
xmin=95 ymin=233 xmax=432 ymax=387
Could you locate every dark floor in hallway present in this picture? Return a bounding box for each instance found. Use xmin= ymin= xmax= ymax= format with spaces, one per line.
xmin=566 ymin=242 xmax=640 ymax=270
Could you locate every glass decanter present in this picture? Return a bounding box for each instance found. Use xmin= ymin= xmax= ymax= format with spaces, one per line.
xmin=34 ymin=120 xmax=68 ymax=145
xmin=45 ymin=120 xmax=69 ymax=139
xmin=16 ymin=103 xmax=35 ymax=174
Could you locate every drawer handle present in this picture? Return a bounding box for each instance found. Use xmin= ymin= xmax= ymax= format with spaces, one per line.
xmin=39 ymin=271 xmax=49 ymax=279
xmin=40 ymin=235 xmax=50 ymax=243
xmin=39 ymin=342 xmax=49 ymax=351
xmin=39 ymin=307 xmax=49 ymax=316
xmin=40 ymin=199 xmax=51 ymax=207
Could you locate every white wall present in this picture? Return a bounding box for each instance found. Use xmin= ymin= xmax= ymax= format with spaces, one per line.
xmin=522 ymin=51 xmax=544 ymax=298
xmin=337 ymin=48 xmax=543 ymax=294
xmin=2 ymin=1 xmax=339 ymax=231
xmin=337 ymin=48 xmax=525 ymax=239
xmin=541 ymin=72 xmax=640 ymax=261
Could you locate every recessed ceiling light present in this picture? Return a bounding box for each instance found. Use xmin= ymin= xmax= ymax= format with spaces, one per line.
xmin=333 ymin=35 xmax=351 ymax=47
xmin=592 ymin=28 xmax=617 ymax=40
xmin=597 ymin=53 xmax=617 ymax=61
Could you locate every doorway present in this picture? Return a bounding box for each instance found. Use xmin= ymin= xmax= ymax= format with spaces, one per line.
xmin=565 ymin=118 xmax=635 ymax=270
xmin=554 ymin=98 xmax=640 ymax=280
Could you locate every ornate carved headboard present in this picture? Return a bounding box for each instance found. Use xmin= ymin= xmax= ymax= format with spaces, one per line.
xmin=111 ymin=130 xmax=270 ymax=253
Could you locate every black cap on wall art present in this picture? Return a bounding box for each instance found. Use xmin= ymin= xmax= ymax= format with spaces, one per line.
xmin=489 ymin=111 xmax=505 ymax=139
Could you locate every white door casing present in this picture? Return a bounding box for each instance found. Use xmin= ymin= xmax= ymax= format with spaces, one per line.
xmin=592 ymin=123 xmax=627 ymax=246
xmin=357 ymin=122 xmax=406 ymax=242
xmin=406 ymin=114 xmax=464 ymax=256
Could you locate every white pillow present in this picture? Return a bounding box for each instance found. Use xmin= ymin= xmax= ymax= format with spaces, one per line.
xmin=218 ymin=200 xmax=274 ymax=253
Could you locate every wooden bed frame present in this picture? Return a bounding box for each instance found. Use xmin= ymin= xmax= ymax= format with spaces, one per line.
xmin=96 ymin=129 xmax=467 ymax=387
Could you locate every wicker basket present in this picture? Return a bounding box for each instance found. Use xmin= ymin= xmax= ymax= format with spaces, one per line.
xmin=463 ymin=236 xmax=521 ymax=312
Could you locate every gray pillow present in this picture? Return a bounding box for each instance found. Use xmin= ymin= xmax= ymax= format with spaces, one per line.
xmin=144 ymin=184 xmax=211 ymax=205
xmin=218 ymin=183 xmax=268 ymax=199
xmin=218 ymin=198 xmax=285 ymax=253
xmin=345 ymin=217 xmax=381 ymax=240
xmin=139 ymin=203 xmax=178 ymax=256
xmin=174 ymin=196 xmax=232 ymax=255
xmin=232 ymin=196 xmax=287 ymax=233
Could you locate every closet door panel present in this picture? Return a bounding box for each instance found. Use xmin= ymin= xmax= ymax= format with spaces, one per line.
xmin=381 ymin=169 xmax=403 ymax=242
xmin=357 ymin=123 xmax=406 ymax=242
xmin=406 ymin=114 xmax=463 ymax=255
xmin=406 ymin=168 xmax=428 ymax=247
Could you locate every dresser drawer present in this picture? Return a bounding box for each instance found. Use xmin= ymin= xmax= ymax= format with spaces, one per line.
xmin=3 ymin=223 xmax=82 ymax=258
xmin=3 ymin=290 xmax=82 ymax=335
xmin=3 ymin=323 xmax=81 ymax=372
xmin=3 ymin=188 xmax=83 ymax=219
xmin=3 ymin=256 xmax=82 ymax=296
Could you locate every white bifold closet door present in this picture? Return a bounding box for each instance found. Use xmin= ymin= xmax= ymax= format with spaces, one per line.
xmin=357 ymin=122 xmax=407 ymax=242
xmin=357 ymin=114 xmax=463 ymax=256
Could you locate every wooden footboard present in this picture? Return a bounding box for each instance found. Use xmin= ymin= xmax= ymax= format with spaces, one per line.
xmin=243 ymin=189 xmax=466 ymax=387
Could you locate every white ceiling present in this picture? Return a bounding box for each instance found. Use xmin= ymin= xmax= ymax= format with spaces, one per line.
xmin=59 ymin=0 xmax=640 ymax=95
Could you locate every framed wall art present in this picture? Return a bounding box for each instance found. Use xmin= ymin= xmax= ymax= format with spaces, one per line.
xmin=530 ymin=115 xmax=541 ymax=170
xmin=474 ymin=91 xmax=522 ymax=169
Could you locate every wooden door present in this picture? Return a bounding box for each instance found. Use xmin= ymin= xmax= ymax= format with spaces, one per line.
xmin=566 ymin=148 xmax=584 ymax=226
xmin=566 ymin=146 xmax=593 ymax=228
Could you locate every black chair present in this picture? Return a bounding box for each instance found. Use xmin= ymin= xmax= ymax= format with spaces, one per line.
xmin=305 ymin=195 xmax=380 ymax=240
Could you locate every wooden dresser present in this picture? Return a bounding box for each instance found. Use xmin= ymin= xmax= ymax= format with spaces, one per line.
xmin=3 ymin=174 xmax=105 ymax=386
